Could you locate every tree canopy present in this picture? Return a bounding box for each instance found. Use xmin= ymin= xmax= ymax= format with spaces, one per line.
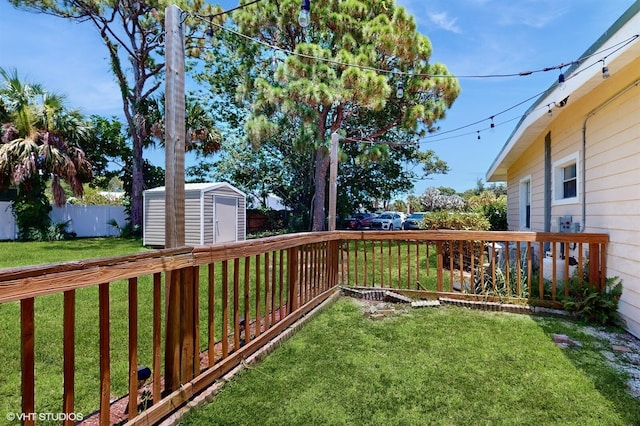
xmin=0 ymin=68 xmax=93 ymax=239
xmin=9 ymin=0 xmax=222 ymax=232
xmin=223 ymin=0 xmax=460 ymax=230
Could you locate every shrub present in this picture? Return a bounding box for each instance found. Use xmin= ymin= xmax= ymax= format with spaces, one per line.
xmin=563 ymin=276 xmax=624 ymax=327
xmin=422 ymin=211 xmax=490 ymax=272
xmin=421 ymin=211 xmax=490 ymax=231
xmin=479 ymin=200 xmax=508 ymax=231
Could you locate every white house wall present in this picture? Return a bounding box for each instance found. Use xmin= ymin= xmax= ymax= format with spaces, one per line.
xmin=505 ymin=76 xmax=640 ymax=337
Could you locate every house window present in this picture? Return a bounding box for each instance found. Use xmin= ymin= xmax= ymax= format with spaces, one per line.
xmin=562 ymin=164 xmax=577 ymax=198
xmin=552 ymin=152 xmax=579 ymax=204
xmin=519 ymin=176 xmax=531 ymax=229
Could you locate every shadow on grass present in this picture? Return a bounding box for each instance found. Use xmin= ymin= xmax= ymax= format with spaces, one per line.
xmin=533 ymin=316 xmax=640 ymax=425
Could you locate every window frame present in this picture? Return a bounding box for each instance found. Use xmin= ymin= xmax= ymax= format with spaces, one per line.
xmin=519 ymin=175 xmax=532 ymax=230
xmin=552 ymin=152 xmax=580 ymax=205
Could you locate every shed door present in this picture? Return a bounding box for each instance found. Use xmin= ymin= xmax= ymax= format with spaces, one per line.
xmin=214 ymin=196 xmax=238 ymax=243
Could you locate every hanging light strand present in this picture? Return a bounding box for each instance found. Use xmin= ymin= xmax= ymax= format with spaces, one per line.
xmin=192 ymin=14 xmax=638 ymax=80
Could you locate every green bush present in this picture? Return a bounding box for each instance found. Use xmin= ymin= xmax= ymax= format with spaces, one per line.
xmin=421 ymin=211 xmax=490 ymax=231
xmin=563 ymin=277 xmax=624 ymax=327
xmin=479 ymin=200 xmax=508 ymax=231
xmin=422 ymin=212 xmax=490 ymax=272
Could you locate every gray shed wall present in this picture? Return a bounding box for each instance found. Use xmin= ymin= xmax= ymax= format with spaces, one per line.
xmin=143 ymin=184 xmax=246 ymax=247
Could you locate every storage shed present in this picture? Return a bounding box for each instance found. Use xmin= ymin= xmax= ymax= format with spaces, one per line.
xmin=143 ymin=182 xmax=246 ymax=247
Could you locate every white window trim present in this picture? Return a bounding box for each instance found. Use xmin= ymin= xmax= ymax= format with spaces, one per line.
xmin=519 ymin=175 xmax=532 ymax=230
xmin=552 ymin=152 xmax=580 ymax=206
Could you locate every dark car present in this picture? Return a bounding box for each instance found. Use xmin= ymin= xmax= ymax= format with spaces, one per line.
xmin=403 ymin=212 xmax=427 ymax=230
xmin=344 ymin=212 xmax=378 ymax=230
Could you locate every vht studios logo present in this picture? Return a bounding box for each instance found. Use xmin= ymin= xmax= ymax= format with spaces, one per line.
xmin=6 ymin=412 xmax=84 ymax=422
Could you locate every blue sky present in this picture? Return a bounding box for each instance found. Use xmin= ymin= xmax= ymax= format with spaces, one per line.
xmin=0 ymin=0 xmax=637 ymax=196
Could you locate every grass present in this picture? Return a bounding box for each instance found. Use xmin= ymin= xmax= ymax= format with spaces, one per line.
xmin=179 ymin=298 xmax=640 ymax=426
xmin=0 ymin=238 xmax=290 ymax=422
xmin=1 ymin=239 xmax=638 ymax=425
xmin=0 ymin=238 xmax=152 ymax=421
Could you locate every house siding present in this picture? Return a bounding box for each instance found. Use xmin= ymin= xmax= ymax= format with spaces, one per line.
xmin=504 ymin=65 xmax=640 ymax=337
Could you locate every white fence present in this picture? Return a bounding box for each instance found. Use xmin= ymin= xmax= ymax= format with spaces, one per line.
xmin=0 ymin=201 xmax=126 ymax=240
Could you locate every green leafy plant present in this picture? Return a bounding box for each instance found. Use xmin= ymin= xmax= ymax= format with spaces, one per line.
xmin=563 ymin=277 xmax=624 ymax=327
xmin=107 ymin=219 xmax=139 ymax=239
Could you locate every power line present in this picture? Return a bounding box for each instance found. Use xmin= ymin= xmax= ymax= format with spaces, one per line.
xmin=194 ymin=13 xmax=638 ymax=80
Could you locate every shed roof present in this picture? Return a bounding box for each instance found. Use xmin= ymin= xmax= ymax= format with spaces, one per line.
xmin=486 ymin=2 xmax=640 ymax=182
xmin=144 ymin=182 xmax=246 ymax=197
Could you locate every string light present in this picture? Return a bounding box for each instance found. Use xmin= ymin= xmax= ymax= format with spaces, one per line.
xmin=396 ymin=81 xmax=404 ymax=99
xmin=187 ymin=8 xmax=639 ymax=146
xmin=298 ymin=0 xmax=311 ymax=28
xmin=558 ymin=70 xmax=566 ymax=88
xmin=601 ymin=60 xmax=610 ymax=79
xmin=194 ymin=15 xmax=638 ymax=81
xmin=205 ymin=14 xmax=214 ymax=37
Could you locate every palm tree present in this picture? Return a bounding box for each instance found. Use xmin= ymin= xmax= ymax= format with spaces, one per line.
xmin=0 ymin=67 xmax=93 ymax=239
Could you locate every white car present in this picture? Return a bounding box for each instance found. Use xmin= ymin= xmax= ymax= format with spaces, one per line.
xmin=370 ymin=212 xmax=404 ymax=230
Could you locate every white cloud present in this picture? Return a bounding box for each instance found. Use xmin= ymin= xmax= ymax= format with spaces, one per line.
xmin=428 ymin=11 xmax=462 ymax=34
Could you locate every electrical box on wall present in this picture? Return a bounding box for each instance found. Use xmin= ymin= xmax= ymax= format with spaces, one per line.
xmin=558 ymin=216 xmax=573 ymax=233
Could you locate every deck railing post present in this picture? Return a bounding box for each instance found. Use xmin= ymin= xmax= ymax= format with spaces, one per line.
xmin=287 ymin=247 xmax=300 ymax=313
xmin=164 ymin=269 xmax=181 ymax=392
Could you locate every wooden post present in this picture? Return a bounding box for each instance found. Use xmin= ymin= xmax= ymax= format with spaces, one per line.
xmin=164 ymin=4 xmax=186 ymax=248
xmin=63 ymin=290 xmax=75 ymax=425
xmin=21 ymin=298 xmax=35 ymax=426
xmin=164 ymin=4 xmax=186 ymax=393
xmin=287 ymin=247 xmax=300 ymax=313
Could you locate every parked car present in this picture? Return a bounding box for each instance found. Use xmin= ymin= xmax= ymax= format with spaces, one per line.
xmin=370 ymin=212 xmax=404 ymax=230
xmin=344 ymin=212 xmax=378 ymax=230
xmin=403 ymin=212 xmax=427 ymax=230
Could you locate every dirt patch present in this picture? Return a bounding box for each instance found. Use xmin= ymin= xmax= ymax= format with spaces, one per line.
xmin=581 ymin=326 xmax=640 ymax=399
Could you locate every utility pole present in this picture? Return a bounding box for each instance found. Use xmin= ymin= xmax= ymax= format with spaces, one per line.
xmin=164 ymin=4 xmax=186 ymax=393
xmin=328 ymin=132 xmax=339 ymax=231
xmin=165 ymin=4 xmax=186 ymax=248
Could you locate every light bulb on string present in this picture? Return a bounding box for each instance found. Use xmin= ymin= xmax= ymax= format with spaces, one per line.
xmin=205 ymin=15 xmax=214 ymax=37
xmin=557 ymin=70 xmax=565 ymax=89
xmin=396 ymin=81 xmax=404 ymax=99
xmin=298 ymin=0 xmax=311 ymax=28
xmin=490 ymin=116 xmax=495 ymax=133
xmin=477 ymin=130 xmax=481 ymax=141
xmin=601 ymin=60 xmax=610 ymax=79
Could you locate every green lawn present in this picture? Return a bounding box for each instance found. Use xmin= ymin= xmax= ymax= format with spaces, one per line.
xmin=0 ymin=238 xmax=288 ymax=421
xmin=1 ymin=239 xmax=638 ymax=425
xmin=179 ymin=298 xmax=640 ymax=426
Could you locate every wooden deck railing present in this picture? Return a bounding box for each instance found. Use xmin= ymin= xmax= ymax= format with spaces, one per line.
xmin=0 ymin=230 xmax=607 ymax=425
xmin=338 ymin=230 xmax=609 ymax=304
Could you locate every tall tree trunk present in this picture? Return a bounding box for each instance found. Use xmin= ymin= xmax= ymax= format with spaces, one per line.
xmin=312 ymin=146 xmax=330 ymax=231
xmin=130 ymin=132 xmax=144 ymax=231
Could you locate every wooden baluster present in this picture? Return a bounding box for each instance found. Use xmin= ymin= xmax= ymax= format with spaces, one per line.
xmin=222 ymin=261 xmax=229 ymax=359
xmin=21 ymin=298 xmax=35 ymax=426
xmin=255 ymin=255 xmax=261 ymax=337
xmin=193 ymin=266 xmax=200 ymax=377
xmin=264 ymin=252 xmax=271 ymax=329
xmin=244 ymin=257 xmax=251 ymax=344
xmin=63 ymin=290 xmax=75 ymax=426
xmin=436 ymin=242 xmax=444 ymax=293
xmin=208 ymin=264 xmax=216 ymax=367
xmin=99 ymin=284 xmax=111 ymax=425
xmin=234 ymin=258 xmax=240 ymax=351
xmin=152 ymin=273 xmax=162 ymax=404
xmin=287 ymin=247 xmax=299 ymax=314
xmin=128 ymin=277 xmax=138 ymax=419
